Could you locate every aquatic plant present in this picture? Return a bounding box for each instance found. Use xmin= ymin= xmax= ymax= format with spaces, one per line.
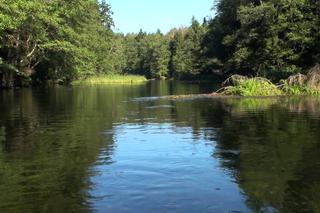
xmin=221 ymin=77 xmax=283 ymax=96
xmin=219 ymin=65 xmax=320 ymax=97
xmin=281 ymin=64 xmax=320 ymax=96
xmin=72 ymin=74 xmax=147 ymax=85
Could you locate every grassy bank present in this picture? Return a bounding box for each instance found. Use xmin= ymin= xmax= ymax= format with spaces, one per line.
xmin=219 ymin=65 xmax=320 ymax=97
xmin=72 ymin=74 xmax=147 ymax=85
xmin=220 ymin=77 xmax=320 ymax=97
xmin=221 ymin=77 xmax=283 ymax=96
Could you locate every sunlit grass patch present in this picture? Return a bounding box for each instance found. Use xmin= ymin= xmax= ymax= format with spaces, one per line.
xmin=281 ymin=83 xmax=320 ymax=96
xmin=72 ymin=74 xmax=147 ymax=85
xmin=221 ymin=77 xmax=283 ymax=96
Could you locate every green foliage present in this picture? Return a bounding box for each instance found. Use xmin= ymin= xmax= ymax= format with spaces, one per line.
xmin=222 ymin=78 xmax=283 ymax=96
xmin=203 ymin=0 xmax=320 ymax=78
xmin=146 ymin=31 xmax=170 ymax=79
xmin=221 ymin=73 xmax=320 ymax=97
xmin=119 ymin=18 xmax=208 ymax=80
xmin=0 ymin=0 xmax=115 ymax=87
xmin=170 ymin=18 xmax=207 ymax=79
xmin=72 ymin=74 xmax=147 ymax=85
xmin=1 ymin=0 xmax=319 ymax=87
xmin=120 ymin=30 xmax=171 ymax=79
xmin=281 ymin=81 xmax=320 ymax=96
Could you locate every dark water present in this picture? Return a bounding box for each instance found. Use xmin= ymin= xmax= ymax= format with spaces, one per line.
xmin=0 ymin=81 xmax=320 ymax=213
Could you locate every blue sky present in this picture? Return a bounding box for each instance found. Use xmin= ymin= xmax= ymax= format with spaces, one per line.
xmin=108 ymin=0 xmax=214 ymax=34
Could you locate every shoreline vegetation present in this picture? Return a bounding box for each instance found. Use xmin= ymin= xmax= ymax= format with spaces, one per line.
xmin=72 ymin=74 xmax=147 ymax=85
xmin=219 ymin=64 xmax=320 ymax=97
xmin=1 ymin=0 xmax=319 ymax=89
xmin=154 ymin=64 xmax=320 ymax=99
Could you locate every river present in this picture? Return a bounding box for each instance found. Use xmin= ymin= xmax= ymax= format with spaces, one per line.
xmin=0 ymin=81 xmax=319 ymax=212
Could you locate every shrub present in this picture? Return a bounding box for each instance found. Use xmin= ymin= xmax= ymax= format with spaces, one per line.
xmin=222 ymin=77 xmax=283 ymax=96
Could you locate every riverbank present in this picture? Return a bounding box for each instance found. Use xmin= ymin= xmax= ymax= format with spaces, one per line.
xmin=72 ymin=74 xmax=148 ymax=85
xmin=220 ymin=65 xmax=320 ymax=96
xmin=221 ymin=78 xmax=320 ymax=96
xmin=151 ymin=64 xmax=320 ymax=100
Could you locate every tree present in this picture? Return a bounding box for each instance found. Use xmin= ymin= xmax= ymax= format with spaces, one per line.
xmin=148 ymin=30 xmax=170 ymax=79
xmin=0 ymin=0 xmax=53 ymax=86
xmin=203 ymin=0 xmax=320 ymax=79
xmin=0 ymin=0 xmax=114 ymax=87
xmin=170 ymin=18 xmax=207 ymax=79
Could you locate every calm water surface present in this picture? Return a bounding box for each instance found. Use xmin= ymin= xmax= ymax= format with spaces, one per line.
xmin=0 ymin=81 xmax=320 ymax=213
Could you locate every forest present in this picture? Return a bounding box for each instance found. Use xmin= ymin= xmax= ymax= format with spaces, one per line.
xmin=0 ymin=0 xmax=319 ymax=88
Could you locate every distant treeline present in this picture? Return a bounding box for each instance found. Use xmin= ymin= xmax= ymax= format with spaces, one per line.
xmin=0 ymin=0 xmax=319 ymax=88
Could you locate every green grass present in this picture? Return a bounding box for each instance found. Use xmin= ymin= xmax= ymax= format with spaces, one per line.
xmin=220 ymin=77 xmax=320 ymax=97
xmin=281 ymin=83 xmax=320 ymax=96
xmin=222 ymin=78 xmax=283 ymax=96
xmin=72 ymin=74 xmax=147 ymax=85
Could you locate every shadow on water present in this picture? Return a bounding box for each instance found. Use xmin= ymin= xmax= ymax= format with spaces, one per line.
xmin=0 ymin=81 xmax=319 ymax=212
xmin=205 ymin=97 xmax=320 ymax=213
